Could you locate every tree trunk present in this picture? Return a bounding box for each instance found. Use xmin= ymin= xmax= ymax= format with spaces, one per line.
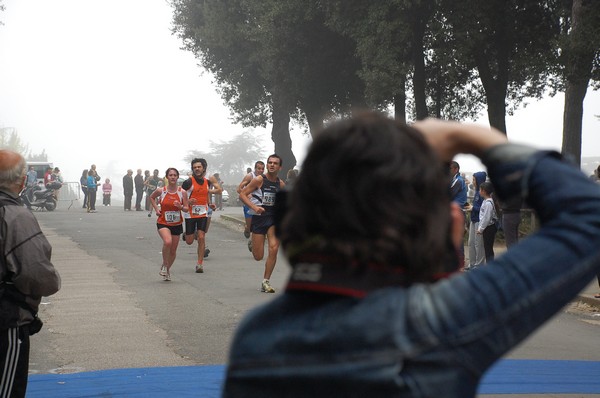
xmin=410 ymin=0 xmax=434 ymax=121
xmin=562 ymin=82 xmax=587 ymax=165
xmin=485 ymin=90 xmax=507 ymax=134
xmin=433 ymin=70 xmax=442 ymax=118
xmin=394 ymin=76 xmax=407 ymax=123
xmin=412 ymin=20 xmax=428 ymax=120
xmin=305 ymin=107 xmax=325 ymax=138
xmin=473 ymin=48 xmax=508 ymax=134
xmin=560 ymin=0 xmax=598 ymax=166
xmin=394 ymin=94 xmax=406 ymax=124
xmin=271 ymin=99 xmax=296 ymax=174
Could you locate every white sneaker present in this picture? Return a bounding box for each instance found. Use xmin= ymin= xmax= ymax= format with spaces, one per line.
xmin=159 ymin=266 xmax=167 ymax=276
xmin=261 ymin=279 xmax=275 ymax=293
xmin=164 ymin=272 xmax=171 ymax=281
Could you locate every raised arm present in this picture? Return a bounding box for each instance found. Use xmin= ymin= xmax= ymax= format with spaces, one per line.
xmin=411 ymin=120 xmax=600 ymax=375
xmin=412 ymin=118 xmax=507 ymax=162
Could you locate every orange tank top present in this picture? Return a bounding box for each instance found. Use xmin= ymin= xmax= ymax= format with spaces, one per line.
xmin=157 ymin=187 xmax=184 ymax=225
xmin=187 ymin=177 xmax=209 ymax=218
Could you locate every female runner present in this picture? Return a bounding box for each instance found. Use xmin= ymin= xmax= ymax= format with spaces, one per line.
xmin=150 ymin=168 xmax=189 ymax=281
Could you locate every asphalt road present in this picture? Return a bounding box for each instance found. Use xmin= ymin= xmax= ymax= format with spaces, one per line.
xmin=29 ymin=202 xmax=289 ymax=374
xmin=27 ymin=201 xmax=600 ymax=397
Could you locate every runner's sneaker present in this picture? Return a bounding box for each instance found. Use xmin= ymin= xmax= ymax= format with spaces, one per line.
xmin=159 ymin=265 xmax=167 ymax=277
xmin=247 ymin=240 xmax=253 ymax=252
xmin=204 ymin=248 xmax=210 ymax=258
xmin=164 ymin=272 xmax=171 ymax=281
xmin=195 ymin=264 xmax=204 ymax=273
xmin=261 ymin=279 xmax=275 ymax=293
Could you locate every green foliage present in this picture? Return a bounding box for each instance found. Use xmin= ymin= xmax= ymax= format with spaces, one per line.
xmin=172 ymin=0 xmax=271 ymax=127
xmin=323 ymin=1 xmax=411 ymax=109
xmin=553 ymin=0 xmax=600 ymax=90
xmin=172 ymin=0 xmax=597 ymax=149
xmin=171 ymin=0 xmax=364 ymax=135
xmin=439 ymin=0 xmax=562 ymax=131
xmin=423 ymin=9 xmax=486 ymax=120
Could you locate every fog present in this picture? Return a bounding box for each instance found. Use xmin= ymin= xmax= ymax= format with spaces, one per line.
xmin=0 ymin=0 xmax=598 ymax=190
xmin=0 ymin=0 xmax=311 ymax=188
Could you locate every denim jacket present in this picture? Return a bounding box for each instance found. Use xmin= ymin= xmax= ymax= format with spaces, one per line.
xmin=223 ymin=144 xmax=600 ymax=398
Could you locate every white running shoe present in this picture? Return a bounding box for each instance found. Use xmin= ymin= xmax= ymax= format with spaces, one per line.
xmin=159 ymin=265 xmax=167 ymax=276
xmin=261 ymin=279 xmax=275 ymax=293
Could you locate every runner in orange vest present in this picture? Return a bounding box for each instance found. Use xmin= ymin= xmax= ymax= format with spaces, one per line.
xmin=181 ymin=158 xmax=222 ymax=273
xmin=149 ymin=168 xmax=189 ymax=281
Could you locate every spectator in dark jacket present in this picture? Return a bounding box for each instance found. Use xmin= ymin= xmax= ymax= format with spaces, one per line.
xmin=123 ymin=169 xmax=134 ymax=211
xmin=134 ymin=169 xmax=144 ymax=211
xmin=0 ymin=149 xmax=61 ymax=398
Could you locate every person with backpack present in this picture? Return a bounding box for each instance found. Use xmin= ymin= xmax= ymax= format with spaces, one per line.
xmin=0 ymin=149 xmax=61 ymax=398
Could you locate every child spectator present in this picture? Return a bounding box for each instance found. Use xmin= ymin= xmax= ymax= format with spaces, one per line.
xmin=102 ymin=178 xmax=112 ymax=206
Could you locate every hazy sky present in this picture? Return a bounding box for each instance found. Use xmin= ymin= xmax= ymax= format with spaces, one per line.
xmin=0 ymin=0 xmax=598 ymax=184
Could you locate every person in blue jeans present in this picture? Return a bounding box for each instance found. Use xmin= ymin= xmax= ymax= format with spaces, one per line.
xmin=223 ymin=112 xmax=600 ymax=398
xmin=86 ymin=170 xmax=98 ymax=212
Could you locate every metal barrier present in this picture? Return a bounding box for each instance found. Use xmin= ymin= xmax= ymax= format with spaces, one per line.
xmin=55 ymin=181 xmax=82 ymax=210
xmin=463 ymin=207 xmax=538 ymax=239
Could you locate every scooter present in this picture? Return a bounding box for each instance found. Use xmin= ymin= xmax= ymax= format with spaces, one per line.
xmin=21 ymin=183 xmax=58 ymax=211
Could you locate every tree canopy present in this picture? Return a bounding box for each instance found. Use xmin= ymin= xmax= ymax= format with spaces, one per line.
xmin=557 ymin=0 xmax=600 ymax=165
xmin=171 ymin=0 xmax=599 ymax=162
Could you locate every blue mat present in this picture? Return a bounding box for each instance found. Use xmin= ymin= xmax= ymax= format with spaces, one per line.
xmin=479 ymin=359 xmax=600 ymax=394
xmin=27 ymin=359 xmax=600 ymax=397
xmin=27 ymin=365 xmax=224 ymax=398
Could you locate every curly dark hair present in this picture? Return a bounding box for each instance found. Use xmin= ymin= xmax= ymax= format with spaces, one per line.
xmin=191 ymin=158 xmax=207 ymax=172
xmin=279 ymin=111 xmax=456 ymax=283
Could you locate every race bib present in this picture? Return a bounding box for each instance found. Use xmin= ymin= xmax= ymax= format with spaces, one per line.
xmin=164 ymin=211 xmax=181 ymax=223
xmin=191 ymin=204 xmax=207 ymax=216
xmin=263 ymin=192 xmax=276 ymax=207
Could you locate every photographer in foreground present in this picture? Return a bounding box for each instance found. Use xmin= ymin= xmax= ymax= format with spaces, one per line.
xmin=223 ymin=112 xmax=600 ymax=398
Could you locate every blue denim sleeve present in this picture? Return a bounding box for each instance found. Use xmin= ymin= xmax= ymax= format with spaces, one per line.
xmin=421 ymin=144 xmax=600 ymax=376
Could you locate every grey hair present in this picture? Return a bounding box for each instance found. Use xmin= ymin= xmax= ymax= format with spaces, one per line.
xmin=0 ymin=152 xmax=26 ymax=191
